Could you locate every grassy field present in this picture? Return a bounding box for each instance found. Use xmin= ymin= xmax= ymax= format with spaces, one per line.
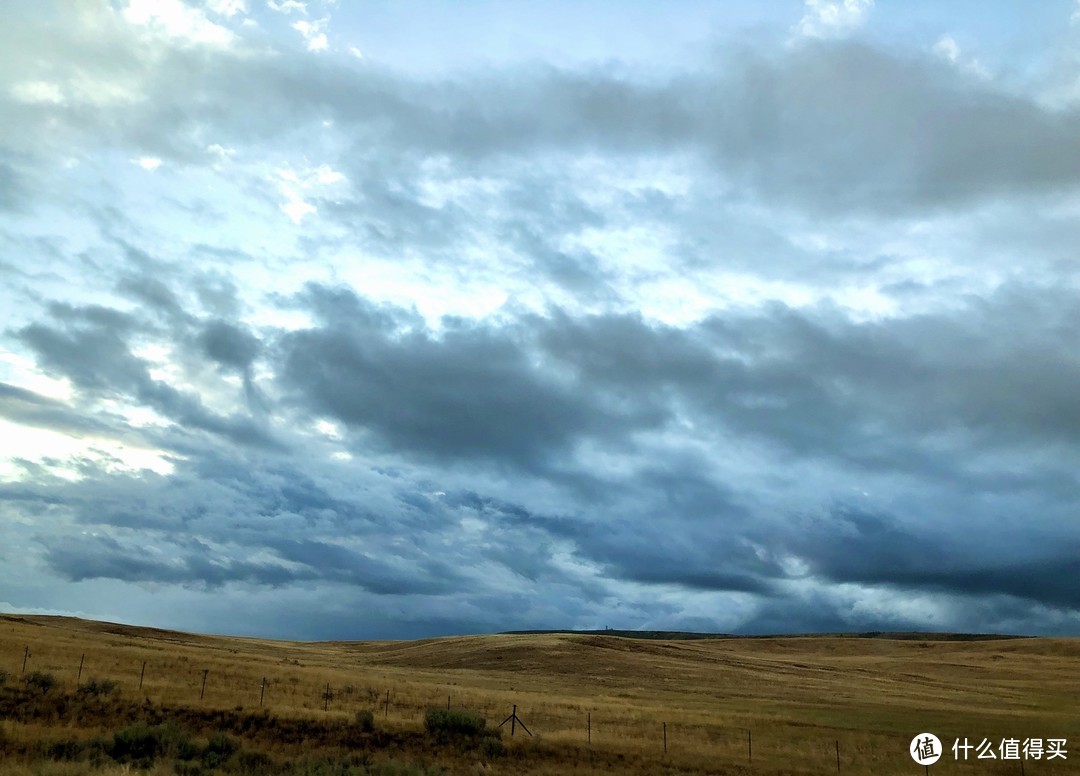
xmin=0 ymin=614 xmax=1077 ymax=774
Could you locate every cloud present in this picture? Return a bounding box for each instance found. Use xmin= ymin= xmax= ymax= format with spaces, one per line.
xmin=198 ymin=320 xmax=261 ymax=370
xmin=122 ymin=0 xmax=235 ymax=47
xmin=206 ymin=0 xmax=247 ymax=18
xmin=2 ymin=3 xmax=1080 ymax=639
xmin=291 ymin=18 xmax=328 ymax=52
xmin=10 ymin=80 xmax=64 ymax=105
xmin=15 ymin=299 xmax=280 ymax=451
xmin=277 ymin=286 xmax=664 ymax=470
xmin=795 ymin=0 xmax=873 ymax=40
xmin=267 ymin=0 xmax=306 ymax=14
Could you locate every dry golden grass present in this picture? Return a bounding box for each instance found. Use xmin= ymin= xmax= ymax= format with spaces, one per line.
xmin=1 ymin=614 xmax=1078 ymax=774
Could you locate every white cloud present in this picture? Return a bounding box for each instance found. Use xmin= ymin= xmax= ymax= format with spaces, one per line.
xmin=795 ymin=0 xmax=873 ymax=39
xmin=133 ymin=156 xmax=163 ymax=171
xmin=10 ymin=80 xmax=65 ymax=105
xmin=272 ymin=163 xmax=346 ymax=223
xmin=268 ymin=0 xmax=307 ymax=13
xmin=207 ymin=143 xmax=237 ymax=167
xmin=122 ymin=0 xmax=234 ymax=46
xmin=281 ymin=198 xmax=316 ymax=224
xmin=291 ymin=18 xmax=328 ymax=51
xmin=348 ymin=46 xmax=364 ymax=59
xmin=206 ymin=0 xmax=246 ymax=17
xmin=933 ymin=35 xmax=961 ymax=63
xmin=933 ymin=36 xmax=989 ymax=78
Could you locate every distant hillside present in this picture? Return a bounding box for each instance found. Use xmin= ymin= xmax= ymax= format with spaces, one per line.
xmin=501 ymin=628 xmax=1029 ymax=641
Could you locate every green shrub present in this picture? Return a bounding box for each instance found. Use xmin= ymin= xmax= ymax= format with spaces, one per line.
xmin=44 ymin=738 xmax=85 ymax=761
xmin=354 ymin=708 xmax=375 ymax=732
xmin=203 ymin=731 xmax=239 ymax=767
xmin=108 ymin=721 xmax=196 ymax=766
xmin=478 ymin=734 xmax=505 ymax=759
xmin=424 ymin=708 xmax=488 ymax=741
xmin=24 ymin=670 xmax=56 ymax=694
xmin=225 ymin=749 xmax=276 ymax=775
xmin=77 ymin=677 xmax=119 ymax=697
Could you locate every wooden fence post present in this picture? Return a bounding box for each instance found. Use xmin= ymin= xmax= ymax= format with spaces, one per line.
xmin=663 ymin=722 xmax=667 ymax=754
xmin=260 ymin=677 xmax=266 ymax=707
xmin=324 ymin=683 xmax=331 ymax=712
xmin=384 ymin=689 xmax=390 ymax=718
xmin=139 ymin=661 xmax=146 ymax=690
xmin=200 ymin=669 xmax=208 ymax=700
xmin=748 ymin=729 xmax=752 ymax=765
xmin=587 ymin=711 xmax=591 ymax=745
xmin=77 ymin=654 xmax=85 ymax=687
xmin=21 ymin=646 xmax=28 ymax=674
xmin=836 ymin=739 xmax=840 ymax=772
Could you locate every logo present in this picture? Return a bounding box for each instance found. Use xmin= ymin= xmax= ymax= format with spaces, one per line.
xmin=911 ymin=733 xmax=942 ymax=765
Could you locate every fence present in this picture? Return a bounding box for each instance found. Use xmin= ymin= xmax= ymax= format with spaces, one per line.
xmin=1 ymin=641 xmax=1060 ymax=774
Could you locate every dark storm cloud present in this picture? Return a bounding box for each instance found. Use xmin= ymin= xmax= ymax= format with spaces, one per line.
xmin=116 ymin=275 xmax=192 ymax=324
xmin=16 ymin=301 xmax=281 ymax=450
xmin=198 ymin=320 xmax=261 ymax=371
xmin=277 ymin=281 xmax=1080 ymax=482
xmin=266 ymin=538 xmax=457 ymax=595
xmin=798 ymin=508 xmax=1080 ymax=610
xmin=12 ymin=273 xmax=1080 ymax=623
xmin=43 ymin=534 xmax=299 ymax=588
xmin=0 ymin=382 xmax=117 ymax=438
xmin=278 ymin=286 xmax=664 ymax=469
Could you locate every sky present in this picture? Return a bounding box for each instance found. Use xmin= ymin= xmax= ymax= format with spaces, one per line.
xmin=2 ymin=0 xmax=1080 ymax=640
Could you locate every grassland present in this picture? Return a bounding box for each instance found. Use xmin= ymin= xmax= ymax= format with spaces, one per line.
xmin=0 ymin=614 xmax=1077 ymax=774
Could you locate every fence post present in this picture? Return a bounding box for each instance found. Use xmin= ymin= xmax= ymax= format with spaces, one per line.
xmin=139 ymin=661 xmax=146 ymax=690
xmin=663 ymin=722 xmax=667 ymax=754
xmin=21 ymin=646 xmax=28 ymax=674
xmin=748 ymin=729 xmax=752 ymax=765
xmin=836 ymin=739 xmax=840 ymax=772
xmin=77 ymin=654 xmax=85 ymax=687
xmin=384 ymin=689 xmax=390 ymax=718
xmin=324 ymin=683 xmax=330 ymax=712
xmin=260 ymin=677 xmax=266 ymax=707
xmin=200 ymin=669 xmax=208 ymax=700
xmin=587 ymin=711 xmax=591 ymax=745
xmin=447 ymin=694 xmax=450 ymax=710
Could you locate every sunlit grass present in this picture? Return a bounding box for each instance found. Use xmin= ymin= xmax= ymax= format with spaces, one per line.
xmin=1 ymin=615 xmax=1078 ymax=774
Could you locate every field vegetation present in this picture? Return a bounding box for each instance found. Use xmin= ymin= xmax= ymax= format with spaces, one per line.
xmin=0 ymin=615 xmax=1078 ymax=774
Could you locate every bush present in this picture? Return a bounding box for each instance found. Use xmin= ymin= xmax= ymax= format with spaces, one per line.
xmin=424 ymin=708 xmax=488 ymax=741
xmin=108 ymin=721 xmax=197 ymax=767
xmin=354 ymin=708 xmax=376 ymax=732
xmin=202 ymin=731 xmax=239 ymax=767
xmin=0 ymin=669 xmax=8 ymax=686
xmin=77 ymin=678 xmax=119 ymax=697
xmin=24 ymin=670 xmax=56 ymax=694
xmin=44 ymin=738 xmax=85 ymax=761
xmin=225 ymin=750 xmax=276 ymax=775
xmin=479 ymin=735 xmax=505 ymax=759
